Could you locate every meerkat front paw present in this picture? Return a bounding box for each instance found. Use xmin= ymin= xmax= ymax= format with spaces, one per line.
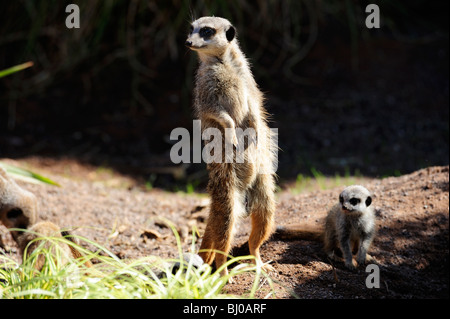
xmin=260 ymin=263 xmax=274 ymax=273
xmin=363 ymin=254 xmax=376 ymax=264
xmin=345 ymin=258 xmax=358 ymax=270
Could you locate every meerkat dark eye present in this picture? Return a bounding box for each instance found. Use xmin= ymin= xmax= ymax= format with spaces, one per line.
xmin=365 ymin=196 xmax=372 ymax=207
xmin=349 ymin=198 xmax=360 ymax=206
xmin=226 ymin=25 xmax=236 ymax=41
xmin=339 ymin=195 xmax=344 ymax=204
xmin=199 ymin=27 xmax=215 ymax=38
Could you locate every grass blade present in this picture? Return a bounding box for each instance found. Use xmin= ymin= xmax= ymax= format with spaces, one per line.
xmin=0 ymin=163 xmax=60 ymax=186
xmin=0 ymin=62 xmax=33 ymax=78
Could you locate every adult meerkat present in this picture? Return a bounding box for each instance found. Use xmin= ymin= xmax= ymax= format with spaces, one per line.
xmin=274 ymin=185 xmax=376 ymax=269
xmin=17 ymin=221 xmax=93 ymax=270
xmin=185 ymin=17 xmax=277 ymax=276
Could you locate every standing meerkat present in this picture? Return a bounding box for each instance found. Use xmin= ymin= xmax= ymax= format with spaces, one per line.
xmin=185 ymin=16 xmax=277 ymax=276
xmin=274 ymin=185 xmax=376 ymax=269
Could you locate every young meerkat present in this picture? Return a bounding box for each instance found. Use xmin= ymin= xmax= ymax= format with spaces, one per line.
xmin=274 ymin=185 xmax=376 ymax=270
xmin=0 ymin=167 xmax=92 ymax=270
xmin=185 ymin=16 xmax=277 ymax=276
xmin=17 ymin=221 xmax=93 ymax=270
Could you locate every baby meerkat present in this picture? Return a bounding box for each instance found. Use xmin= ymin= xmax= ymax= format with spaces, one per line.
xmin=0 ymin=167 xmax=92 ymax=271
xmin=274 ymin=185 xmax=376 ymax=270
xmin=186 ymin=17 xmax=277 ymax=276
xmin=324 ymin=185 xmax=376 ymax=269
xmin=17 ymin=221 xmax=93 ymax=271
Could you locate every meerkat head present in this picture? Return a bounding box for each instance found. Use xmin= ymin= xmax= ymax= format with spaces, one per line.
xmin=338 ymin=185 xmax=372 ymax=215
xmin=1 ymin=167 xmax=38 ymax=240
xmin=185 ymin=16 xmax=236 ymax=56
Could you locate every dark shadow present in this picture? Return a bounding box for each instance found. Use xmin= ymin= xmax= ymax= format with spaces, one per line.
xmin=269 ymin=212 xmax=449 ymax=298
xmin=0 ymin=1 xmax=448 ymax=192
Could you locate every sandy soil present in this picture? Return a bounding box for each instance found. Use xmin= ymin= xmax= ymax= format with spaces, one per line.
xmin=0 ymin=158 xmax=448 ymax=299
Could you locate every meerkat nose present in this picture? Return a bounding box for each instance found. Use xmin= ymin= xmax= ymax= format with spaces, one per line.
xmin=185 ymin=40 xmax=193 ymax=47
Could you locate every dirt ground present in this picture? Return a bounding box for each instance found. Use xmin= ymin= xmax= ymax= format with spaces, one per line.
xmin=0 ymin=157 xmax=448 ymax=299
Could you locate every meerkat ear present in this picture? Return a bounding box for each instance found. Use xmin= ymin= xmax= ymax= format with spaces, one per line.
xmin=365 ymin=196 xmax=372 ymax=207
xmin=226 ymin=25 xmax=235 ymax=42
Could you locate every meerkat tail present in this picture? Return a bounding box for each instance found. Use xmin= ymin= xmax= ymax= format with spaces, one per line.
xmin=272 ymin=224 xmax=323 ymax=242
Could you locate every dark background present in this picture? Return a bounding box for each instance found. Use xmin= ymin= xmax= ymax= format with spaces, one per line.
xmin=0 ymin=0 xmax=448 ymax=190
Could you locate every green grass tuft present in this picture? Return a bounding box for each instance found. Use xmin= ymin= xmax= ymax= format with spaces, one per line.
xmin=292 ymin=167 xmax=370 ymax=194
xmin=0 ymin=227 xmax=274 ymax=299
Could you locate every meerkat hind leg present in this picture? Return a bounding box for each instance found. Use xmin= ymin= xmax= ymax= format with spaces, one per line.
xmin=199 ymin=181 xmax=238 ymax=277
xmin=199 ymin=212 xmax=234 ymax=277
xmin=198 ymin=223 xmax=216 ymax=265
xmin=340 ymin=237 xmax=357 ymax=270
xmin=323 ymin=228 xmax=340 ymax=261
xmin=247 ymin=174 xmax=275 ymax=272
xmin=248 ymin=213 xmax=274 ymax=272
xmin=352 ymin=238 xmax=360 ymax=255
xmin=356 ymin=237 xmax=374 ymax=266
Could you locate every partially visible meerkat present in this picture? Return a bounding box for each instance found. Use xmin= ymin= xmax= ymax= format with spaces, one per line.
xmin=17 ymin=221 xmax=93 ymax=271
xmin=185 ymin=17 xmax=277 ymax=276
xmin=0 ymin=166 xmax=38 ymax=242
xmin=1 ymin=167 xmax=92 ymax=270
xmin=274 ymin=185 xmax=376 ymax=269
